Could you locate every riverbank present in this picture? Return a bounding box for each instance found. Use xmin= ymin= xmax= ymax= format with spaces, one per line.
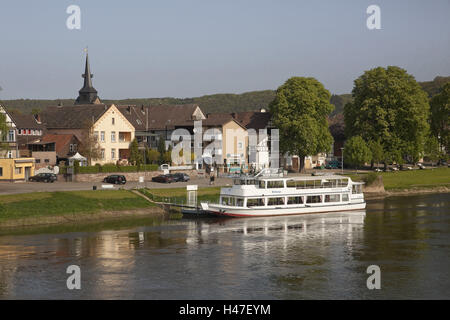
xmin=0 ymin=190 xmax=165 ymax=229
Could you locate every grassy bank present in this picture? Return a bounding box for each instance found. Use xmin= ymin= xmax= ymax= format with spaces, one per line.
xmin=350 ymin=167 xmax=450 ymax=191
xmin=0 ymin=190 xmax=157 ymax=224
xmin=141 ymin=186 xmax=221 ymax=204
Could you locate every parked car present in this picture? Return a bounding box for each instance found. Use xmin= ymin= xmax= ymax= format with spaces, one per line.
xmin=152 ymin=174 xmax=174 ymax=183
xmin=29 ymin=173 xmax=57 ymax=183
xmin=103 ymin=175 xmax=126 ymax=184
xmin=374 ymin=168 xmax=382 ymax=172
xmin=172 ymin=173 xmax=190 ymax=182
xmin=314 ymin=165 xmax=324 ymax=169
xmin=325 ymin=161 xmax=340 ymax=169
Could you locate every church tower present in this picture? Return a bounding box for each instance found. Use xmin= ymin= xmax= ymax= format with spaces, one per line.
xmin=75 ymin=51 xmax=101 ymax=105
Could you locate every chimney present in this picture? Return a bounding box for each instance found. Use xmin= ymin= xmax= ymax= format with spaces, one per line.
xmin=127 ymin=106 xmax=131 ymax=114
xmin=231 ymin=113 xmax=236 ymax=118
xmin=141 ymin=105 xmax=145 ymax=114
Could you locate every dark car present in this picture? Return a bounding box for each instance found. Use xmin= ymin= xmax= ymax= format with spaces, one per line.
xmin=172 ymin=173 xmax=190 ymax=182
xmin=152 ymin=174 xmax=174 ymax=183
xmin=103 ymin=175 xmax=126 ymax=184
xmin=29 ymin=173 xmax=57 ymax=183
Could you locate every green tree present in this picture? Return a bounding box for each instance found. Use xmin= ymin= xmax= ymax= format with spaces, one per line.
xmin=129 ymin=138 xmax=143 ymax=167
xmin=344 ymin=136 xmax=372 ymax=171
xmin=0 ymin=112 xmax=9 ymax=154
xmin=368 ymin=139 xmax=384 ymax=168
xmin=269 ymin=77 xmax=334 ymax=172
xmin=157 ymin=135 xmax=166 ymax=165
xmin=146 ymin=148 xmax=160 ymax=164
xmin=430 ymin=83 xmax=450 ymax=156
xmin=344 ymin=66 xmax=430 ymax=166
xmin=423 ymin=135 xmax=441 ymax=164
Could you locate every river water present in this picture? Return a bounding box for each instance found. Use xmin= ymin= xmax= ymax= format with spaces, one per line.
xmin=0 ymin=193 xmax=449 ymax=299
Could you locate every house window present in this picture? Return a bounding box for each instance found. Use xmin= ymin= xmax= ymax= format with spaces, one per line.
xmin=73 ymin=144 xmax=77 ymax=152
xmin=44 ymin=159 xmax=49 ymax=163
xmin=111 ymin=131 xmax=116 ymax=143
xmin=111 ymin=148 xmax=116 ymax=159
xmin=112 ymin=117 xmax=115 ymax=125
xmin=7 ymin=150 xmax=13 ymax=158
xmin=238 ymin=142 xmax=243 ymax=150
xmin=93 ymin=131 xmax=99 ymax=141
xmin=8 ymin=130 xmax=14 ymax=142
xmin=15 ymin=167 xmax=22 ymax=175
xmin=100 ymin=131 xmax=105 ymax=142
xmin=35 ymin=159 xmax=41 ymax=164
xmin=101 ymin=149 xmax=105 ymax=159
xmin=0 ymin=167 xmax=2 ymax=176
xmin=69 ymin=144 xmax=74 ymax=152
xmin=27 ymin=129 xmax=31 ymax=135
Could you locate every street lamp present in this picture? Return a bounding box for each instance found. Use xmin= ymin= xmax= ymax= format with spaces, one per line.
xmin=341 ymin=147 xmax=344 ymax=174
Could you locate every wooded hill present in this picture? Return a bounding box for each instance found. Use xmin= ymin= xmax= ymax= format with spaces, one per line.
xmin=1 ymin=76 xmax=449 ymax=116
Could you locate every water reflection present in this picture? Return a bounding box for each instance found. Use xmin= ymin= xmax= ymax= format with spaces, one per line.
xmin=0 ymin=193 xmax=449 ymax=299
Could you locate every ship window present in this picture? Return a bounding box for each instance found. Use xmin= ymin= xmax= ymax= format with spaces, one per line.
xmin=287 ymin=196 xmax=303 ymax=204
xmin=342 ymin=194 xmax=349 ymax=201
xmin=221 ymin=197 xmax=233 ymax=206
xmin=325 ymin=194 xmax=340 ymax=202
xmin=247 ymin=198 xmax=265 ymax=207
xmin=305 ymin=180 xmax=315 ymax=188
xmin=306 ymin=195 xmax=322 ymax=203
xmin=267 ymin=197 xmax=285 ymax=206
xmin=286 ymin=180 xmax=296 ymax=188
xmin=352 ymin=185 xmax=362 ymax=194
xmin=258 ymin=180 xmax=266 ymax=188
xmin=267 ymin=180 xmax=284 ymax=188
xmin=339 ymin=178 xmax=349 ymax=187
xmin=235 ymin=198 xmax=244 ymax=207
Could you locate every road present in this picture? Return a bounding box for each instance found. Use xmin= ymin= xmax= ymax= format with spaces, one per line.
xmin=0 ymin=177 xmax=233 ymax=195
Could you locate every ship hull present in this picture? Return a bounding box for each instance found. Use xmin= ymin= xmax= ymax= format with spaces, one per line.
xmin=201 ymin=201 xmax=366 ymax=217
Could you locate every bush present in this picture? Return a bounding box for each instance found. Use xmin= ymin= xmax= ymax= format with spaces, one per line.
xmin=73 ymin=164 xmax=159 ymax=174
xmin=363 ymin=172 xmax=379 ymax=186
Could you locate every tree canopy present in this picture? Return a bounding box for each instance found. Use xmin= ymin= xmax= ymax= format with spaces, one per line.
xmin=344 ymin=136 xmax=372 ymax=169
xmin=344 ymin=66 xmax=430 ymax=164
xmin=269 ymin=77 xmax=334 ymax=171
xmin=430 ymin=82 xmax=450 ymax=155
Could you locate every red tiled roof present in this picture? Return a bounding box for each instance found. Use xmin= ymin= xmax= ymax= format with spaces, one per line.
xmin=40 ymin=134 xmax=79 ymax=154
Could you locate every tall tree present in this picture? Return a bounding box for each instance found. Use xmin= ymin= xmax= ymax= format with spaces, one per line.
xmin=157 ymin=135 xmax=166 ymax=165
xmin=269 ymin=77 xmax=334 ymax=172
xmin=78 ymin=120 xmax=102 ymax=165
xmin=344 ymin=66 xmax=430 ymax=166
xmin=368 ymin=139 xmax=384 ymax=168
xmin=430 ymin=82 xmax=450 ymax=156
xmin=128 ymin=138 xmax=143 ymax=167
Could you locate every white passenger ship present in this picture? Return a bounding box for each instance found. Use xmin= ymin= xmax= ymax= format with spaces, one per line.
xmin=200 ymin=170 xmax=365 ymax=217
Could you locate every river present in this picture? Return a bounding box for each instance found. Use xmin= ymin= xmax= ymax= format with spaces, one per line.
xmin=0 ymin=193 xmax=449 ymax=299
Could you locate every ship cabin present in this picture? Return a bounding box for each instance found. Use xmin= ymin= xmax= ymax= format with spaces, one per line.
xmin=221 ymin=175 xmax=364 ymax=208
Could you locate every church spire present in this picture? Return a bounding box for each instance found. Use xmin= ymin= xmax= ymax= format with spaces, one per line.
xmin=75 ymin=48 xmax=101 ymax=105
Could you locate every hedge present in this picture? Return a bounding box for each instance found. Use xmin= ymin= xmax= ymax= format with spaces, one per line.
xmin=59 ymin=164 xmax=159 ymax=174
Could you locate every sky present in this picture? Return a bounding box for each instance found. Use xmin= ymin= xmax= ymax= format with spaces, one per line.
xmin=0 ymin=0 xmax=449 ymax=100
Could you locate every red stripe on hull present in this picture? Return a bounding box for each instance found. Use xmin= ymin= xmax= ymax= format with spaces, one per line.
xmin=207 ymin=207 xmax=365 ymax=218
